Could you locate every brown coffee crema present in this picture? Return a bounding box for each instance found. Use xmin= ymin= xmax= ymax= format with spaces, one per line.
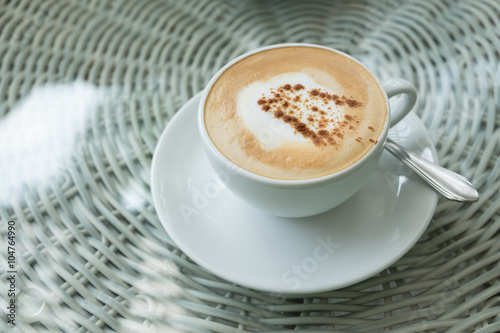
xmin=204 ymin=46 xmax=387 ymax=180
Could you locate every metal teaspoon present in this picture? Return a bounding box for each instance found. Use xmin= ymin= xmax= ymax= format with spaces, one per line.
xmin=384 ymin=138 xmax=479 ymax=202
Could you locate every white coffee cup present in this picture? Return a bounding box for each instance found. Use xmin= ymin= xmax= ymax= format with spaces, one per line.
xmin=198 ymin=43 xmax=417 ymax=218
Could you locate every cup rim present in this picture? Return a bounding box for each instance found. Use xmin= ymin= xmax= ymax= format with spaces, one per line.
xmin=198 ymin=43 xmax=390 ymax=187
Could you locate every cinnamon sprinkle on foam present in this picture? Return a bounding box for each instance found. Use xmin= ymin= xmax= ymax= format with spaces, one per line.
xmin=257 ymin=84 xmax=366 ymax=147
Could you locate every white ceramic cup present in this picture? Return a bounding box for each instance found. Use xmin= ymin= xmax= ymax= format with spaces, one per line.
xmin=198 ymin=43 xmax=417 ymax=218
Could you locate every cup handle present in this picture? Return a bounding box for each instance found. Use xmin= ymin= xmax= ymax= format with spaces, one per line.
xmin=382 ymin=79 xmax=418 ymax=127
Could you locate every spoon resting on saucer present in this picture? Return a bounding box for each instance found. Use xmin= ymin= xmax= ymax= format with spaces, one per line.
xmin=385 ymin=138 xmax=479 ymax=202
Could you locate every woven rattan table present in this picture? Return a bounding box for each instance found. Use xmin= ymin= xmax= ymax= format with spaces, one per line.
xmin=1 ymin=0 xmax=500 ymax=332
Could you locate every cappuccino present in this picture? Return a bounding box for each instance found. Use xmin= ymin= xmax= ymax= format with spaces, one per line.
xmin=204 ymin=46 xmax=387 ymax=180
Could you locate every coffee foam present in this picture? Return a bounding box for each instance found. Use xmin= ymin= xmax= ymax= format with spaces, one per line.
xmin=204 ymin=46 xmax=387 ymax=180
xmin=237 ymin=72 xmax=363 ymax=150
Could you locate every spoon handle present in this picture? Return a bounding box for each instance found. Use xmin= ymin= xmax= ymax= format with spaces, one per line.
xmin=385 ymin=138 xmax=479 ymax=202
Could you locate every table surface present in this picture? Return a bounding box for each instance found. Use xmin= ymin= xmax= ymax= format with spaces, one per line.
xmin=1 ymin=0 xmax=500 ymax=332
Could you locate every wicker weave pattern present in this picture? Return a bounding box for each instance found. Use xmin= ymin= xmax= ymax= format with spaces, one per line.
xmin=0 ymin=0 xmax=499 ymax=332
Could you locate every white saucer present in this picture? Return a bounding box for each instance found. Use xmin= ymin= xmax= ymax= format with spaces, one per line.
xmin=151 ymin=93 xmax=438 ymax=294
